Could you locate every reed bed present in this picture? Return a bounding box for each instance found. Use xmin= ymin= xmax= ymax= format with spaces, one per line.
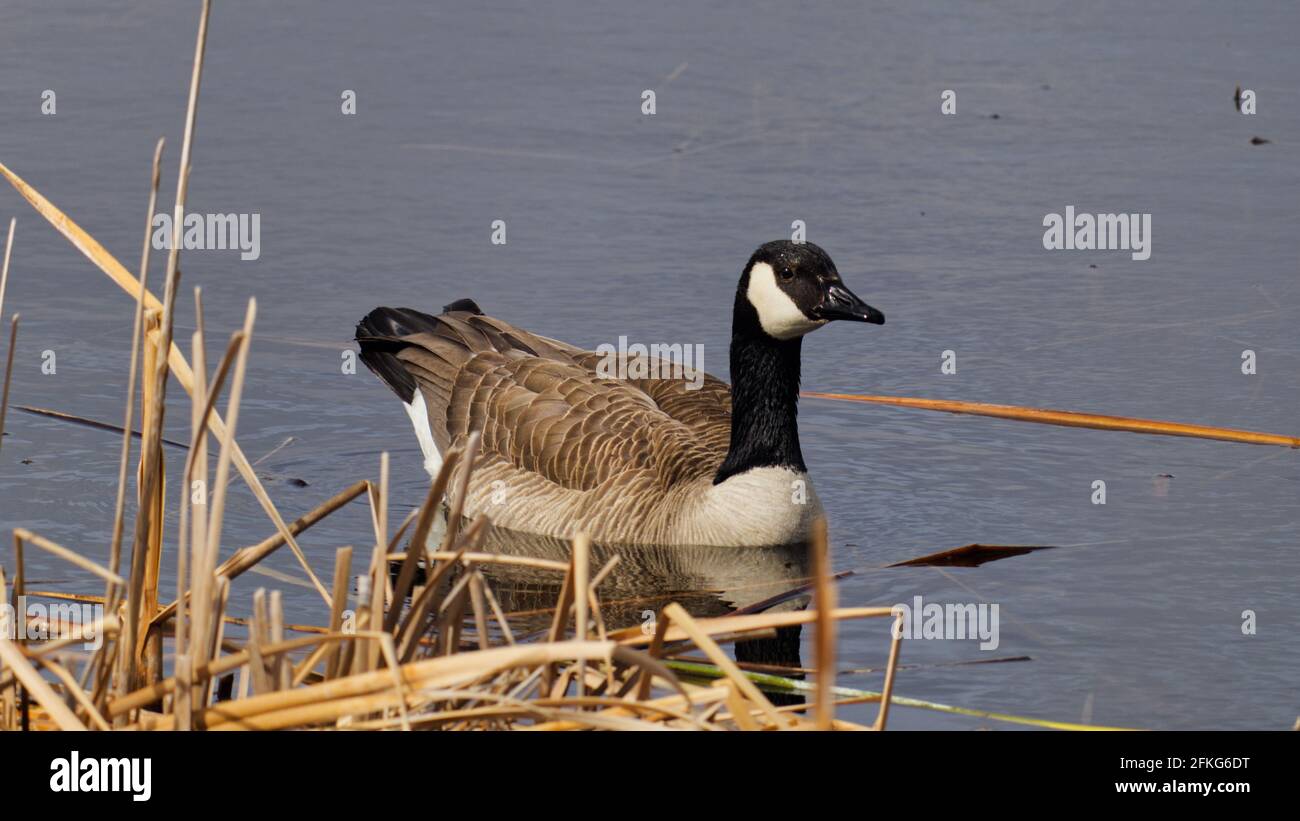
xmin=2 ymin=425 xmax=901 ymax=731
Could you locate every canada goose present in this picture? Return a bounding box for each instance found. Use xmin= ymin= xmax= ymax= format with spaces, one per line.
xmin=355 ymin=240 xmax=884 ymax=547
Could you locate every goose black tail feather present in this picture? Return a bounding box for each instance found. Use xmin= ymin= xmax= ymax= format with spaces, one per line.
xmin=355 ymin=301 xmax=480 ymax=403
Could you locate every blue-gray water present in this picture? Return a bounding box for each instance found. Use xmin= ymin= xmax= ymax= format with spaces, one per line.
xmin=1 ymin=1 xmax=1296 ymax=729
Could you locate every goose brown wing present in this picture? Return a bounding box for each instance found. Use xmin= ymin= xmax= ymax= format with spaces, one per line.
xmin=357 ymin=305 xmax=728 ymax=491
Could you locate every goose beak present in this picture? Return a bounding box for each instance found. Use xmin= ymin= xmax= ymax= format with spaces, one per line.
xmin=814 ymin=284 xmax=885 ymax=325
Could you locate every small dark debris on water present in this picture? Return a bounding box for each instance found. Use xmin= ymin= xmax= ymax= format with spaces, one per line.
xmin=1234 ymin=84 xmax=1243 ymax=112
xmin=1250 ymin=136 xmax=1271 ymax=145
xmin=257 ymin=473 xmax=310 ymax=487
xmin=21 ymin=458 xmax=33 ymax=465
xmin=1156 ymin=473 xmax=1174 ymax=478
xmin=989 ymin=113 xmax=1000 ymax=119
xmin=888 ymin=543 xmax=1056 ymax=568
xmin=1089 ymin=264 xmax=1098 ymax=269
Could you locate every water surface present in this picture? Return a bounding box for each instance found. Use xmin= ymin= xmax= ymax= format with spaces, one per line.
xmin=1 ymin=1 xmax=1297 ymax=729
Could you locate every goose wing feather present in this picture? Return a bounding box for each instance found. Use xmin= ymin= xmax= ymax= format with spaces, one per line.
xmin=359 ymin=306 xmax=732 ymax=492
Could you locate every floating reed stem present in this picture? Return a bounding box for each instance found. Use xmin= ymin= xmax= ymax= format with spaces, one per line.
xmin=803 ymin=391 xmax=1300 ymax=448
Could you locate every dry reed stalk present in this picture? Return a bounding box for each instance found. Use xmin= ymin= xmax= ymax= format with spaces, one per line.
xmin=204 ymin=299 xmax=255 ymax=583
xmin=395 ymin=521 xmax=482 ymax=661
xmin=530 ymin=683 xmax=734 ymax=731
xmin=348 ymin=578 xmax=372 ymax=677
xmin=0 ymin=162 xmax=332 ymax=610
xmin=203 ymin=576 xmax=230 ymax=700
xmin=803 ymin=391 xmax=1300 ymax=448
xmin=11 ymin=532 xmax=24 ymax=619
xmin=383 ymin=449 xmax=461 ymax=633
xmin=346 ymin=686 xmax=706 ymax=730
xmin=173 ymin=654 xmax=191 ymax=731
xmin=873 ymin=613 xmax=905 ymax=731
xmin=434 ymin=571 xmax=472 ymax=657
xmin=182 ymin=329 xmax=242 ymax=685
xmin=0 ymin=218 xmax=14 ymax=322
xmin=152 ymin=479 xmax=368 ymax=631
xmin=171 ymin=640 xmax=645 ymax=731
xmin=443 ymin=433 xmax=481 ymax=550
xmin=0 ymin=218 xmax=15 ymax=461
xmin=10 ymin=529 xmax=126 ymax=588
xmin=0 ymin=635 xmax=86 ymax=730
xmin=714 ymin=695 xmax=874 ymax=730
xmin=725 ymin=680 xmax=759 ymax=730
xmin=810 ymin=517 xmax=836 ymax=730
xmin=386 ymin=507 xmax=419 ymax=554
xmin=0 ymin=315 xmax=16 ymax=460
xmin=119 ymin=310 xmax=162 ymax=687
xmin=573 ymin=533 xmax=590 ymax=698
xmin=634 ymin=607 xmax=671 ymax=700
xmin=32 ymin=655 xmax=110 ymax=731
xmin=468 ymin=573 xmax=491 ymax=651
xmin=364 ymin=455 xmax=390 ymax=670
xmin=541 ymin=547 xmax=577 ymax=694
xmin=126 ymin=2 xmax=214 ymax=683
xmin=323 ymin=546 xmax=353 ymax=680
xmin=249 ymin=589 xmax=272 ymax=694
xmin=112 ymin=632 xmax=357 ymax=718
xmin=659 ymin=604 xmax=786 ymax=728
xmin=390 ymin=550 xmax=568 ymax=573
xmin=0 ymin=567 xmax=10 ymax=727
xmin=613 ymin=606 xmax=894 ymax=647
xmin=585 ymin=585 xmax=613 ymax=690
xmin=105 ymin=139 xmax=164 ymax=639
xmin=176 ymin=288 xmax=209 ymax=667
xmin=270 ymin=591 xmax=290 ymax=691
xmin=478 ymin=572 xmax=516 ymax=646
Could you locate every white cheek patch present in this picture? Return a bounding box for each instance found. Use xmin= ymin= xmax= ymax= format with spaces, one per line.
xmin=746 ymin=262 xmax=825 ymax=340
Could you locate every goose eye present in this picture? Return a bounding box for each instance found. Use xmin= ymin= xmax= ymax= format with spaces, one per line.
xmin=778 ymin=268 xmax=795 ymax=282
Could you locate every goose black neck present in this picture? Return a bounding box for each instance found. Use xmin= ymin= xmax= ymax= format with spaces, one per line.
xmin=714 ymin=318 xmax=806 ymax=485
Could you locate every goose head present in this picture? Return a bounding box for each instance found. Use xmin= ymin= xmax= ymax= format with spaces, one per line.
xmin=736 ymin=240 xmax=884 ymax=341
